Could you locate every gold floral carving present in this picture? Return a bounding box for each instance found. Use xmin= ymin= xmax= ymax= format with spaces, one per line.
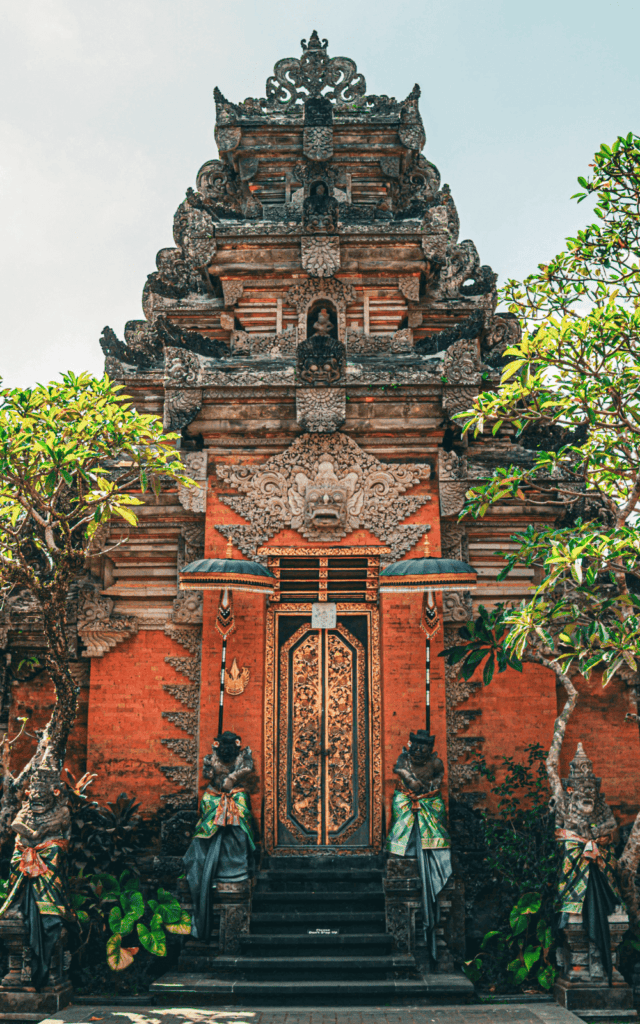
xmin=264 ymin=604 xmax=382 ymax=855
xmin=225 ymin=658 xmax=250 ymax=695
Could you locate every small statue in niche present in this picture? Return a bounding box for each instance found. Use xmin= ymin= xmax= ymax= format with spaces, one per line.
xmin=0 ymin=751 xmax=74 ymax=989
xmin=386 ymin=731 xmax=452 ymax=960
xmin=552 ymin=742 xmax=624 ymax=985
xmin=183 ymin=731 xmax=256 ymax=940
xmin=297 ymin=307 xmax=345 ymax=386
xmin=303 ymin=182 xmax=338 ymax=233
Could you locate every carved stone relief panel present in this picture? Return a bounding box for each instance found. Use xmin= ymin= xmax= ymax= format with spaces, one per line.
xmin=222 ymin=280 xmax=244 ymax=308
xmin=398 ymin=276 xmax=420 ymax=303
xmin=301 ymin=236 xmax=341 ymax=278
xmin=216 ymin=433 xmax=431 ymax=561
xmin=76 ymin=577 xmax=138 ymax=658
xmin=178 ymin=452 xmax=208 ymax=513
xmin=347 ymin=328 xmax=413 ymax=355
xmin=296 ymin=387 xmax=346 ymax=433
xmin=287 ymin=279 xmax=355 ymax=342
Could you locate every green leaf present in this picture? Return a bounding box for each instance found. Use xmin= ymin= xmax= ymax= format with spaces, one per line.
xmin=153 ymin=887 xmax=183 ymax=925
xmin=136 ymin=921 xmax=167 ymax=957
xmin=524 ymin=944 xmax=542 ymax=970
xmin=165 ymin=909 xmax=192 ymax=935
xmin=106 ymin=933 xmax=136 ymax=971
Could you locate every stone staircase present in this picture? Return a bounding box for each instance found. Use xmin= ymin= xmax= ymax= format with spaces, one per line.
xmin=151 ymin=854 xmax=473 ymax=1006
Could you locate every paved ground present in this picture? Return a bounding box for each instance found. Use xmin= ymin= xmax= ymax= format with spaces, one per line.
xmin=40 ymin=1003 xmax=585 ymax=1024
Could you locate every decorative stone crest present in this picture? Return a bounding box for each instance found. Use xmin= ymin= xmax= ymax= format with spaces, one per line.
xmin=178 ymin=452 xmax=208 ymax=513
xmin=301 ymin=236 xmax=340 ymax=277
xmin=296 ymin=388 xmax=346 ymax=433
xmin=264 ymin=31 xmax=366 ymax=111
xmin=216 ymin=433 xmax=431 ymax=560
xmin=76 ymin=579 xmax=138 ymax=658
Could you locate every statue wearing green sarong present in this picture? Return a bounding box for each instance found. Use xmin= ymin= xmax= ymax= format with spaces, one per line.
xmin=183 ymin=731 xmax=256 ymax=940
xmin=386 ymin=730 xmax=452 ymax=961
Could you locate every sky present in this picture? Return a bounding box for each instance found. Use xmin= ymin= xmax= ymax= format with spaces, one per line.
xmin=0 ymin=0 xmax=638 ymax=388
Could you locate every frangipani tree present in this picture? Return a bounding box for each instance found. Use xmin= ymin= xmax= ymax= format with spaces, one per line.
xmin=0 ymin=371 xmax=193 ymax=838
xmin=446 ymin=133 xmax=640 ymax=913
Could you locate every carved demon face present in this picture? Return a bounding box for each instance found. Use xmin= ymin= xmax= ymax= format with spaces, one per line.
xmin=288 ymin=460 xmax=363 ymax=540
xmin=568 ymin=780 xmax=597 ymax=818
xmin=28 ymin=782 xmax=57 ymax=816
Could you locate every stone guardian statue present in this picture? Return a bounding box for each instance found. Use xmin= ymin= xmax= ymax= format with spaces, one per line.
xmin=386 ymin=730 xmax=452 ymax=960
xmin=183 ymin=731 xmax=256 ymax=940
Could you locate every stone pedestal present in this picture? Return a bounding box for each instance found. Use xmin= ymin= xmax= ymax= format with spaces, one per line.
xmin=0 ymin=907 xmax=72 ymax=1013
xmin=553 ymin=908 xmax=633 ymax=1013
xmin=214 ymin=879 xmax=252 ymax=954
xmin=383 ymin=855 xmax=457 ymax=972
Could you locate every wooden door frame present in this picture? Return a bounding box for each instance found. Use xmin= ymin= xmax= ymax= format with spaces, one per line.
xmin=264 ymin=602 xmax=382 ymax=855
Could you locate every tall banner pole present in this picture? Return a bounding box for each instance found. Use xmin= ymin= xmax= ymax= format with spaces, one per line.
xmin=215 ymin=584 xmax=235 ymax=735
xmin=420 ymin=588 xmax=439 ymax=734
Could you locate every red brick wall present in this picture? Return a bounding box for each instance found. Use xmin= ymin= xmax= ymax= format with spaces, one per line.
xmin=9 ymin=670 xmax=88 ymax=782
xmin=86 ymin=630 xmax=199 ymax=809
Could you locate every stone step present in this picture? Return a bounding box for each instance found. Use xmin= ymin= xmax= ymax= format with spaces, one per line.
xmin=255 ymin=871 xmax=383 ymax=893
xmin=250 ymin=910 xmax=386 ymax=933
xmin=176 ymin=953 xmax=417 ymax=981
xmin=150 ymin=971 xmax=475 ymax=1006
xmin=253 ymin=890 xmax=384 ymax=907
xmin=240 ymin=932 xmax=394 ymax=954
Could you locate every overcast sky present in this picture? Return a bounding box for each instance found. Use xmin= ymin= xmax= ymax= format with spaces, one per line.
xmin=1 ymin=0 xmax=638 ymax=388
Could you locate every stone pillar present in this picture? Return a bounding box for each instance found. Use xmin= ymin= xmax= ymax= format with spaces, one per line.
xmin=0 ymin=909 xmax=72 ymax=1013
xmin=553 ymin=908 xmax=633 ymax=1013
xmin=384 ymin=856 xmax=457 ymax=971
xmin=215 ymin=879 xmax=252 ymax=954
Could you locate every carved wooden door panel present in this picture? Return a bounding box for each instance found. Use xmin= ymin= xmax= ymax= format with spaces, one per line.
xmin=276 ymin=614 xmax=372 ymax=849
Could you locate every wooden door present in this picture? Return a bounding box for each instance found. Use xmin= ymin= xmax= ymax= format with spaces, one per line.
xmin=274 ymin=612 xmax=373 ymax=849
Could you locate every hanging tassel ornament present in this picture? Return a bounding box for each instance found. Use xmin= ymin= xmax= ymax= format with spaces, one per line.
xmin=215 ymin=540 xmax=237 ymax=733
xmin=418 ymin=536 xmax=440 ymax=732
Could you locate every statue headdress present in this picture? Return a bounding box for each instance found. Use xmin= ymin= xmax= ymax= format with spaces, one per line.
xmin=29 ymin=745 xmax=62 ymax=791
xmin=563 ymin=742 xmax=601 ymax=794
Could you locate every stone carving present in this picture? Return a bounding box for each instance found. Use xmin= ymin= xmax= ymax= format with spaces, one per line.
xmin=76 ymin=578 xmax=138 ymax=658
xmin=386 ymin=730 xmax=453 ymax=964
xmin=415 ymin=309 xmax=484 ymax=357
xmin=162 ymin=737 xmax=197 ymax=761
xmin=440 ymin=521 xmax=469 ymax=562
xmin=301 ymin=235 xmax=340 ymax=277
xmin=482 ymin=312 xmax=521 ymax=369
xmin=194 ymin=160 xmax=243 ymax=220
xmin=442 ymin=337 xmax=482 ymax=386
xmin=302 ymin=183 xmax=338 ymax=234
xmin=173 ymin=201 xmax=216 ymax=269
xmin=443 ymin=591 xmax=473 ymax=623
xmin=264 ymin=31 xmax=366 ymax=111
xmin=347 ymin=328 xmax=413 ymax=355
xmin=439 ymin=482 xmax=468 ymax=519
xmin=163 ymin=710 xmax=197 ymax=735
xmin=231 ymin=327 xmax=297 ymax=357
xmin=551 ymin=744 xmax=630 ymax=1000
xmin=287 ymin=278 xmax=355 ymax=342
xmin=0 ymin=749 xmax=73 ymax=993
xmin=184 ymin=733 xmax=256 ymax=941
xmin=398 ymin=276 xmax=420 ymax=303
xmin=163 ymin=387 xmax=203 ymax=433
xmin=422 ymin=185 xmax=460 ymax=242
xmin=216 ymin=433 xmax=430 ymax=560
xmin=164 ymin=347 xmax=201 ymax=387
xmin=180 ymin=524 xmax=205 ymax=567
xmin=297 ymin=308 xmax=345 ymax=385
xmin=177 ymin=452 xmax=208 ymax=514
xmin=172 ymin=590 xmax=203 ymax=625
xmin=304 ymin=126 xmax=333 ymax=161
xmin=398 ymin=85 xmax=426 ymax=155
xmin=296 ymin=388 xmax=346 ymax=433
xmin=222 ymin=280 xmax=244 ymax=307
xmin=423 ymin=238 xmax=496 ymax=301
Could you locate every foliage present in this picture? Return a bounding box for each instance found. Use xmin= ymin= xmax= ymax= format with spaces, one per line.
xmin=71 ymin=870 xmax=190 ymax=975
xmin=463 ymin=745 xmax=558 ymax=992
xmin=0 ymin=372 xmax=193 ymax=838
xmin=442 ymin=604 xmax=522 ymax=686
xmin=453 ymin=135 xmax=640 ymax=686
xmin=65 ymin=775 xmax=151 ymax=877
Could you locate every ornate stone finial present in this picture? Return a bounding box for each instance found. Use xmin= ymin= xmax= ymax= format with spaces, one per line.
xmin=567 ymin=742 xmax=595 ymax=788
xmin=301 ymin=30 xmax=327 ymax=52
xmin=423 ymin=534 xmax=430 ymax=557
xmin=225 ymin=538 xmax=233 ymax=559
